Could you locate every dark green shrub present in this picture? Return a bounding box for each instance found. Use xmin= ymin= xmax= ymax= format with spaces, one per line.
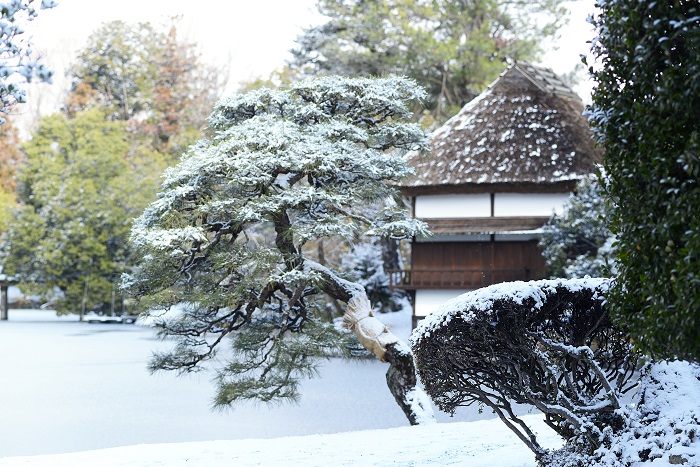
xmin=588 ymin=0 xmax=700 ymax=361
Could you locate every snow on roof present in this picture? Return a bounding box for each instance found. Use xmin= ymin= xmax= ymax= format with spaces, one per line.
xmin=513 ymin=62 xmax=581 ymax=99
xmin=401 ymin=62 xmax=601 ymax=195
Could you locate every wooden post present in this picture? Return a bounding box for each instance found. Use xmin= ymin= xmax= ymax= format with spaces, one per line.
xmin=1 ymin=285 xmax=7 ymax=321
xmin=0 ymin=276 xmax=18 ymax=321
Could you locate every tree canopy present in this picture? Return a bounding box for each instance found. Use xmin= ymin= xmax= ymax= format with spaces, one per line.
xmin=67 ymin=21 xmax=161 ymax=121
xmin=588 ymin=0 xmax=700 ymax=361
xmin=2 ymin=109 xmax=165 ymax=313
xmin=123 ymin=76 xmax=434 ymax=424
xmin=290 ymin=0 xmax=568 ymax=123
xmin=65 ymin=19 xmax=223 ymax=157
xmin=1 ymin=19 xmax=224 ymax=313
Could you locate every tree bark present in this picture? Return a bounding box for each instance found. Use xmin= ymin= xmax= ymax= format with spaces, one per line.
xmin=307 ymin=261 xmax=435 ymax=425
xmin=379 ymin=237 xmax=401 ymax=271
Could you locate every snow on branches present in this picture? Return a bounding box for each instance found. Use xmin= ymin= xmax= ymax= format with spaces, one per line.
xmin=124 ymin=76 xmax=434 ymax=424
xmin=134 ymin=76 xmax=430 ymax=245
xmin=411 ymin=278 xmax=638 ymax=459
xmin=0 ymin=0 xmax=56 ymax=120
xmin=545 ymin=360 xmax=700 ymax=466
xmin=539 ymin=175 xmax=616 ymax=279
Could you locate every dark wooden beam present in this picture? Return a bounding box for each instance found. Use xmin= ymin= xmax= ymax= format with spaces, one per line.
xmin=422 ymin=216 xmax=550 ymax=235
xmin=398 ymin=181 xmax=576 ymax=197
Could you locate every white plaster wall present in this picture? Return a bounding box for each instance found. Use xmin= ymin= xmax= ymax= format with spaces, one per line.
xmin=414 ymin=289 xmax=470 ymax=317
xmin=493 ymin=193 xmax=570 ymax=217
xmin=414 ymin=194 xmax=491 ymax=218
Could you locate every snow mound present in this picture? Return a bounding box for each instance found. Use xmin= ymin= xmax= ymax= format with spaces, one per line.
xmin=547 ymin=360 xmax=700 ymax=466
xmin=600 ymin=360 xmax=700 ymax=466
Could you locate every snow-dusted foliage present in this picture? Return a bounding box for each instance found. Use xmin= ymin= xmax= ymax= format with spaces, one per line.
xmin=411 ymin=278 xmax=638 ymax=460
xmin=588 ymin=0 xmax=700 ymax=361
xmin=0 ymin=0 xmax=56 ymax=120
xmin=340 ymin=240 xmax=407 ymax=313
xmin=123 ymin=76 xmax=434 ymax=424
xmin=539 ymin=175 xmax=616 ymax=279
xmin=546 ymin=360 xmax=700 ymax=466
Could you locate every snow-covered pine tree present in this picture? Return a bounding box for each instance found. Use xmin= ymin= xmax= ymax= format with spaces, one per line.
xmin=539 ymin=175 xmax=616 ymax=278
xmin=341 ymin=240 xmax=408 ymax=314
xmin=0 ymin=0 xmax=56 ymax=119
xmin=123 ymin=76 xmax=435 ymax=424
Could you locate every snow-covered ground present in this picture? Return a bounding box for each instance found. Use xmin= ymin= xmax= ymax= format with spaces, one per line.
xmin=0 ymin=308 xmax=559 ymax=465
xmin=0 ymin=415 xmax=562 ymax=467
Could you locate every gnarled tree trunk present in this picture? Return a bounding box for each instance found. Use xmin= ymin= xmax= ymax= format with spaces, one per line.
xmin=308 ymin=261 xmax=435 ymax=425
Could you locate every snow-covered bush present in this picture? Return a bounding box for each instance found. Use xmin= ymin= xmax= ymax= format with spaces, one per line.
xmin=539 ymin=175 xmax=616 ymax=279
xmin=545 ymin=360 xmax=700 ymax=466
xmin=411 ymin=278 xmax=638 ymax=460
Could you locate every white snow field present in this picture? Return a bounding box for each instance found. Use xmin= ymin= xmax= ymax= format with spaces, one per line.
xmin=0 ymin=309 xmax=559 ymax=465
xmin=0 ymin=415 xmax=562 ymax=467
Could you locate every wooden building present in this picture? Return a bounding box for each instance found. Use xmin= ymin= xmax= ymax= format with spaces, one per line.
xmin=391 ymin=61 xmax=601 ymax=324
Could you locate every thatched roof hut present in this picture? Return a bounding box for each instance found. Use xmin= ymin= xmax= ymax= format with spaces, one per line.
xmin=401 ymin=61 xmax=601 ymax=196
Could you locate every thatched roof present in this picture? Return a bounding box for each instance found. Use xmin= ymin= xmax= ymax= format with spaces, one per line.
xmin=401 ymin=62 xmax=601 ymax=195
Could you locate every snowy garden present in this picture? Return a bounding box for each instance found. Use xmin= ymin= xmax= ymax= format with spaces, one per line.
xmin=2 ymin=298 xmax=698 ymax=466
xmin=0 ymin=0 xmax=699 ymax=466
xmin=0 ymin=308 xmax=565 ymax=466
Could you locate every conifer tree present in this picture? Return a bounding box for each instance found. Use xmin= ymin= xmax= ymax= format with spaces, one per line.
xmin=3 ymin=109 xmax=165 ymax=313
xmin=123 ymin=76 xmax=435 ymax=424
xmin=65 ymin=20 xmax=224 ymax=158
xmin=147 ymin=24 xmax=225 ymax=160
xmin=67 ymin=21 xmax=161 ymax=121
xmin=0 ymin=0 xmax=56 ymax=120
xmin=291 ymin=0 xmax=567 ymax=123
xmin=539 ymin=176 xmax=616 ymax=279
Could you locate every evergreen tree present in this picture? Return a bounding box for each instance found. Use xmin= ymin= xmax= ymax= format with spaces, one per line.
xmin=291 ymin=0 xmax=568 ymax=123
xmin=539 ymin=175 xmax=616 ymax=279
xmin=65 ymin=20 xmax=224 ymax=158
xmin=2 ymin=19 xmax=222 ymax=313
xmin=588 ymin=0 xmax=700 ymax=361
xmin=2 ymin=109 xmax=165 ymax=313
xmin=0 ymin=116 xmax=23 ymax=232
xmin=123 ymin=76 xmax=435 ymax=424
xmin=0 ymin=0 xmax=56 ymax=120
xmin=341 ymin=240 xmax=407 ymax=313
xmin=145 ymin=23 xmax=225 ymax=160
xmin=66 ymin=21 xmax=161 ymax=121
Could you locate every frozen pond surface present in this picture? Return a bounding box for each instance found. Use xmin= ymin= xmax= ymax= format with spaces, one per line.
xmin=0 ymin=309 xmax=513 ymax=457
